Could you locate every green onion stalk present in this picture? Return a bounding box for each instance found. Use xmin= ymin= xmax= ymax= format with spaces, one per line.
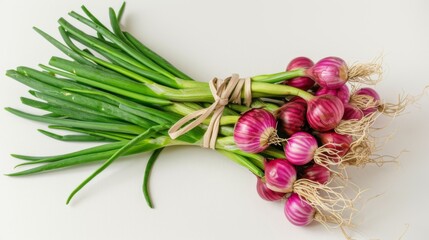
xmin=5 ymin=3 xmax=313 ymax=206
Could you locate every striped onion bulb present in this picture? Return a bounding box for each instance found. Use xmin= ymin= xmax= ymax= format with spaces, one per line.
xmin=234 ymin=109 xmax=277 ymax=153
xmin=306 ymin=95 xmax=344 ymax=132
xmin=284 ymin=193 xmax=315 ymax=226
xmin=264 ymin=159 xmax=297 ymax=193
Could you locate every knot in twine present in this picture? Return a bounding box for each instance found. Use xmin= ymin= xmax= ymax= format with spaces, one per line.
xmin=168 ymin=74 xmax=252 ymax=149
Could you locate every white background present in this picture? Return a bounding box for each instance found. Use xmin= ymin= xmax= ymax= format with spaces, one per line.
xmin=1 ymin=0 xmax=428 ymax=239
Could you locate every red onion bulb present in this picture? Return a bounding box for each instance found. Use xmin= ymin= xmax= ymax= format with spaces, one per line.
xmin=302 ymin=164 xmax=330 ymax=185
xmin=318 ymin=131 xmax=353 ymax=158
xmin=306 ymin=57 xmax=349 ymax=90
xmin=284 ymin=57 xmax=315 ymax=91
xmin=277 ymin=100 xmax=307 ymax=136
xmin=234 ymin=109 xmax=277 ymax=153
xmin=342 ymin=103 xmax=364 ymax=120
xmin=306 ymin=95 xmax=345 ymax=132
xmin=315 ymin=84 xmax=350 ymax=104
xmin=284 ymin=132 xmax=318 ymax=165
xmin=256 ymin=177 xmax=285 ymax=201
xmin=264 ymin=159 xmax=297 ymax=193
xmin=284 ymin=193 xmax=315 ymax=226
xmin=352 ymin=87 xmax=380 ymax=116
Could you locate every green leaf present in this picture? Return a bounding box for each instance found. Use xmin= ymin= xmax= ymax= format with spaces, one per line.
xmin=66 ymin=125 xmax=166 ymax=204
xmin=143 ymin=148 xmax=164 ymax=208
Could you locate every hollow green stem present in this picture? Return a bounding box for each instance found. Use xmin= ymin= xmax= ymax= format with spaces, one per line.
xmin=38 ymin=129 xmax=111 ymax=142
xmin=117 ymin=2 xmax=126 ymax=22
xmin=218 ymin=150 xmax=264 ymax=177
xmin=5 ymin=107 xmax=145 ymax=134
xmin=11 ymin=154 xmax=48 ymax=161
xmin=58 ymin=17 xmax=150 ymax=72
xmin=81 ymin=5 xmax=110 ymax=34
xmin=48 ymin=57 xmax=159 ymax=97
xmin=7 ymin=137 xmax=173 ymax=177
xmin=251 ymin=82 xmax=314 ymax=101
xmin=60 ymin=27 xmax=187 ymax=89
xmin=251 ymin=69 xmax=305 ymax=83
xmin=67 ymin=12 xmax=175 ymax=79
xmin=62 ymin=88 xmax=204 ymax=143
xmin=66 ymin=125 xmax=166 ymax=204
xmin=251 ymin=99 xmax=281 ymax=112
xmin=262 ymin=147 xmax=286 ymax=159
xmin=124 ymin=32 xmax=195 ymax=81
xmin=14 ymin=141 xmax=128 ymax=167
xmin=21 ymin=97 xmax=120 ymax=123
xmin=108 ymin=8 xmax=135 ymax=48
xmin=142 ymin=148 xmax=163 ymax=208
xmin=33 ymin=27 xmax=94 ymax=66
xmin=48 ymin=126 xmax=135 ymax=141
xmin=40 ymin=63 xmax=170 ymax=106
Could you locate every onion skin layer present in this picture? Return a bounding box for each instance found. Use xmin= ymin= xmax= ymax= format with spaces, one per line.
xmin=306 ymin=56 xmax=348 ymax=90
xmin=256 ymin=177 xmax=285 ymax=201
xmin=302 ymin=164 xmax=330 ymax=185
xmin=318 ymin=131 xmax=353 ymax=158
xmin=315 ymin=84 xmax=350 ymax=104
xmin=284 ymin=132 xmax=318 ymax=166
xmin=277 ymin=100 xmax=307 ymax=136
xmin=342 ymin=103 xmax=364 ymax=120
xmin=234 ymin=109 xmax=277 ymax=153
xmin=265 ymin=159 xmax=297 ymax=193
xmin=284 ymin=193 xmax=315 ymax=226
xmin=306 ymin=95 xmax=345 ymax=132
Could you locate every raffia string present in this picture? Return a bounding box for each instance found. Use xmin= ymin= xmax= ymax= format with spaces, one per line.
xmin=168 ymin=74 xmax=252 ymax=149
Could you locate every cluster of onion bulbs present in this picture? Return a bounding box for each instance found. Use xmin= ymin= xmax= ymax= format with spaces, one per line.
xmin=233 ymin=56 xmax=385 ymax=226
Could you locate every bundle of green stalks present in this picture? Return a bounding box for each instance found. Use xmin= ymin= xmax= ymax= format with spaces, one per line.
xmin=5 ymin=3 xmax=287 ymax=206
xmin=7 ymin=5 xmax=409 ymax=229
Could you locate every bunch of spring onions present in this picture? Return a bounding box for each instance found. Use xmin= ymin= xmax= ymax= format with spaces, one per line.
xmin=5 ymin=3 xmax=407 ymax=228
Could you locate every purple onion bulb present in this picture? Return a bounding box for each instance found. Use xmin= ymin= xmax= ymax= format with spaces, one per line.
xmin=234 ymin=109 xmax=277 ymax=153
xmin=318 ymin=131 xmax=353 ymax=158
xmin=283 ymin=57 xmax=315 ymax=91
xmin=315 ymin=84 xmax=350 ymax=105
xmin=342 ymin=103 xmax=364 ymax=120
xmin=284 ymin=193 xmax=315 ymax=226
xmin=265 ymin=159 xmax=297 ymax=193
xmin=277 ymin=100 xmax=307 ymax=136
xmin=302 ymin=164 xmax=330 ymax=185
xmin=256 ymin=177 xmax=285 ymax=201
xmin=306 ymin=95 xmax=345 ymax=132
xmin=353 ymin=87 xmax=381 ymax=116
xmin=306 ymin=57 xmax=348 ymax=90
xmin=284 ymin=132 xmax=318 ymax=165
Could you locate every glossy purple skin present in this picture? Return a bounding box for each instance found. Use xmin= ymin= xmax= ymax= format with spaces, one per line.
xmin=354 ymin=87 xmax=381 ymax=115
xmin=302 ymin=164 xmax=331 ymax=185
xmin=315 ymin=85 xmax=350 ymax=105
xmin=284 ymin=193 xmax=315 ymax=226
xmin=307 ymin=57 xmax=348 ymax=90
xmin=342 ymin=103 xmax=364 ymax=120
xmin=277 ymin=100 xmax=307 ymax=136
xmin=284 ymin=57 xmax=315 ymax=91
xmin=285 ymin=132 xmax=318 ymax=166
xmin=307 ymin=95 xmax=345 ymax=132
xmin=265 ymin=159 xmax=297 ymax=193
xmin=256 ymin=177 xmax=285 ymax=201
xmin=234 ymin=109 xmax=277 ymax=153
xmin=318 ymin=131 xmax=353 ymax=158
